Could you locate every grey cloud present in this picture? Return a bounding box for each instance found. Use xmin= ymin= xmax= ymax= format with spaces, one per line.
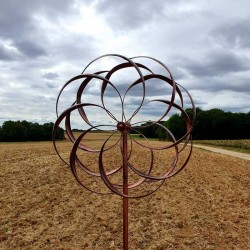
xmin=13 ymin=40 xmax=47 ymax=57
xmin=0 ymin=2 xmax=32 ymax=38
xmin=0 ymin=117 xmax=10 ymax=120
xmin=199 ymin=76 xmax=250 ymax=93
xmin=190 ymin=98 xmax=207 ymax=108
xmin=221 ymin=105 xmax=250 ymax=113
xmin=95 ymin=0 xmax=165 ymax=30
xmin=0 ymin=0 xmax=78 ymax=61
xmin=45 ymin=82 xmax=58 ymax=89
xmin=0 ymin=0 xmax=75 ymax=37
xmin=43 ymin=72 xmax=59 ymax=80
xmin=0 ymin=44 xmax=15 ymax=60
xmin=51 ymin=35 xmax=94 ymax=63
xmin=168 ymin=66 xmax=186 ymax=81
xmin=211 ymin=18 xmax=250 ymax=48
xmin=136 ymin=108 xmax=167 ymax=117
xmin=209 ymin=99 xmax=250 ymax=113
xmin=184 ymin=68 xmax=250 ymax=94
xmin=1 ymin=0 xmax=250 ymax=127
xmin=30 ymin=84 xmax=47 ymax=90
xmin=129 ymin=101 xmax=188 ymax=121
xmin=182 ymin=50 xmax=249 ymax=77
xmin=86 ymin=77 xmax=177 ymax=98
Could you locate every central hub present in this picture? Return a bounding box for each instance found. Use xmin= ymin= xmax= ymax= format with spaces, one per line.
xmin=117 ymin=121 xmax=126 ymax=132
xmin=117 ymin=121 xmax=131 ymax=132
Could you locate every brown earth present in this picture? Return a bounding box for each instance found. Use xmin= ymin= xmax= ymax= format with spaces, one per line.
xmin=0 ymin=135 xmax=249 ymax=249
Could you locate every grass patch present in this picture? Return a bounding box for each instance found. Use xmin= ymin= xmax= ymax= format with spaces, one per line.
xmin=194 ymin=140 xmax=250 ymax=154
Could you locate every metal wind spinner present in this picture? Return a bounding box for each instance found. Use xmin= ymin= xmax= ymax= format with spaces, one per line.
xmin=52 ymin=54 xmax=195 ymax=249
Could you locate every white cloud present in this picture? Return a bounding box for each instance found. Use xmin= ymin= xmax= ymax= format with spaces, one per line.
xmin=0 ymin=0 xmax=250 ymax=128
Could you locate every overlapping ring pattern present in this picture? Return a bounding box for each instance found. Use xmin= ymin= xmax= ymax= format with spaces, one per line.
xmin=52 ymin=54 xmax=196 ymax=198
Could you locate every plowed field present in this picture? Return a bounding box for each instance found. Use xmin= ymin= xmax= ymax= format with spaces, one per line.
xmin=0 ymin=135 xmax=249 ymax=249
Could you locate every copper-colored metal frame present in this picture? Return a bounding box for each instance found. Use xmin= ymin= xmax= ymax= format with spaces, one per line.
xmin=52 ymin=54 xmax=195 ymax=250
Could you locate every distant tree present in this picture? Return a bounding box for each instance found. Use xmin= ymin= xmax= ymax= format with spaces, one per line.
xmin=155 ymin=121 xmax=169 ymax=141
xmin=48 ymin=122 xmax=64 ymax=140
xmin=43 ymin=123 xmax=54 ymax=140
xmin=165 ymin=113 xmax=185 ymax=140
xmin=0 ymin=127 xmax=2 ymax=141
xmin=0 ymin=120 xmax=64 ymax=142
xmin=136 ymin=108 xmax=250 ymax=141
xmin=137 ymin=121 xmax=158 ymax=138
xmin=189 ymin=108 xmax=250 ymax=140
xmin=28 ymin=123 xmax=44 ymax=141
xmin=1 ymin=121 xmax=27 ymax=141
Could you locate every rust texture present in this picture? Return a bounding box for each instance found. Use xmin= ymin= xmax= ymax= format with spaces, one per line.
xmin=52 ymin=54 xmax=195 ymax=249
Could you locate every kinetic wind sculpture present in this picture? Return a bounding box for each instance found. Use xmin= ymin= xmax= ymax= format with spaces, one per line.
xmin=52 ymin=54 xmax=195 ymax=249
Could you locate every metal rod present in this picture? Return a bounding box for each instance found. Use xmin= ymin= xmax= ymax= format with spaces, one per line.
xmin=122 ymin=128 xmax=128 ymax=250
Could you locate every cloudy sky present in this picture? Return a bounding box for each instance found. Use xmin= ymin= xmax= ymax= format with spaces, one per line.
xmin=0 ymin=0 xmax=249 ymax=129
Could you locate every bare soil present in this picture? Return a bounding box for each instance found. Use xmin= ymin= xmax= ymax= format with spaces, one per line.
xmin=0 ymin=136 xmax=249 ymax=249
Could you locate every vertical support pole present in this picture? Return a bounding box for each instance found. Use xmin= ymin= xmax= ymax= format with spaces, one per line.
xmin=117 ymin=121 xmax=129 ymax=250
xmin=122 ymin=128 xmax=128 ymax=250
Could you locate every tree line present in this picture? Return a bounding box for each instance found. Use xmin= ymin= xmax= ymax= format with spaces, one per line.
xmin=0 ymin=120 xmax=64 ymax=142
xmin=137 ymin=108 xmax=250 ymax=140
xmin=1 ymin=108 xmax=249 ymax=142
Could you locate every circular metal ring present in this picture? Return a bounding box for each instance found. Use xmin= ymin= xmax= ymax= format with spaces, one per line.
xmin=53 ymin=54 xmax=195 ymax=198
